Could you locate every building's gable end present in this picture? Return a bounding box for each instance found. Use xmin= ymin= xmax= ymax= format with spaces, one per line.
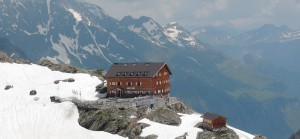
xmin=151 ymin=64 xmax=172 ymax=78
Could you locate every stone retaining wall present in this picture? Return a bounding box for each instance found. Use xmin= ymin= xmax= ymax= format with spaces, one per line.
xmin=70 ymin=95 xmax=181 ymax=110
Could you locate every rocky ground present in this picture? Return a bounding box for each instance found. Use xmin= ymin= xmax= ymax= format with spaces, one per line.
xmin=0 ymin=51 xmax=13 ymax=63
xmin=0 ymin=51 xmax=105 ymax=81
xmin=77 ymin=101 xmax=192 ymax=139
xmin=36 ymin=59 xmax=105 ymax=80
xmin=195 ymin=127 xmax=239 ymax=139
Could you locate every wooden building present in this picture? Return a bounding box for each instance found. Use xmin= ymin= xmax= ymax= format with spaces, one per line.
xmin=202 ymin=112 xmax=226 ymax=131
xmin=106 ymin=62 xmax=172 ymax=98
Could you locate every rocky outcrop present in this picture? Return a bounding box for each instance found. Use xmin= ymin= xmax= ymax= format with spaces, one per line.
xmin=37 ymin=59 xmax=105 ymax=80
xmin=254 ymin=135 xmax=267 ymax=139
xmin=77 ymin=99 xmax=192 ymax=138
xmin=167 ymin=101 xmax=193 ymax=114
xmin=196 ymin=127 xmax=239 ymax=139
xmin=37 ymin=59 xmax=78 ymax=73
xmin=78 ymin=106 xmax=150 ymax=138
xmin=0 ymin=51 xmax=13 ymax=63
xmin=146 ymin=108 xmax=181 ymax=125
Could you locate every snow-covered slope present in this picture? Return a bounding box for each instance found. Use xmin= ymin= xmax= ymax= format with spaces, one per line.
xmin=0 ymin=62 xmax=124 ymax=139
xmin=0 ymin=62 xmax=254 ymax=139
xmin=139 ymin=113 xmax=254 ymax=139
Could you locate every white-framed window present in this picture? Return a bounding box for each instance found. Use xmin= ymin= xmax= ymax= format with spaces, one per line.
xmin=159 ymin=73 xmax=161 ymax=76
xmin=127 ymin=82 xmax=133 ymax=86
xmin=112 ymin=82 xmax=116 ymax=86
xmin=164 ymin=72 xmax=168 ymax=76
xmin=137 ymin=81 xmax=142 ymax=86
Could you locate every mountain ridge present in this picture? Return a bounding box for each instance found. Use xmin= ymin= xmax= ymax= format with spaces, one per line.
xmin=0 ymin=1 xmax=298 ymax=138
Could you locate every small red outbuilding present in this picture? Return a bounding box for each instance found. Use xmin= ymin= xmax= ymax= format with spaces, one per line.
xmin=202 ymin=112 xmax=227 ymax=131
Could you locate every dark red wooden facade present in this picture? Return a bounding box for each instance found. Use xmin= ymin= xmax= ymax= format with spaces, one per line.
xmin=202 ymin=112 xmax=226 ymax=131
xmin=106 ymin=63 xmax=171 ymax=98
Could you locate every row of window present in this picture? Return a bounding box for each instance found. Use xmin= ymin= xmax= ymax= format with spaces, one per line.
xmin=156 ymin=80 xmax=170 ymax=85
xmin=110 ymin=81 xmax=142 ymax=86
xmin=109 ymin=88 xmax=170 ymax=95
xmin=116 ymin=71 xmax=149 ymax=77
xmin=155 ymin=71 xmax=169 ymax=77
xmin=110 ymin=80 xmax=170 ymax=86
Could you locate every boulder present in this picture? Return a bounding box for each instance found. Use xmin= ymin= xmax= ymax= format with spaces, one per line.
xmin=145 ymin=134 xmax=158 ymax=139
xmin=54 ymin=80 xmax=60 ymax=84
xmin=67 ymin=78 xmax=75 ymax=82
xmin=50 ymin=96 xmax=61 ymax=103
xmin=146 ymin=108 xmax=181 ymax=125
xmin=5 ymin=85 xmax=13 ymax=90
xmin=33 ymin=97 xmax=39 ymax=101
xmin=30 ymin=90 xmax=37 ymax=95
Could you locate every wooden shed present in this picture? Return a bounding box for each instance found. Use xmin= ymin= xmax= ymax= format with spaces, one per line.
xmin=106 ymin=62 xmax=172 ymax=98
xmin=202 ymin=112 xmax=227 ymax=131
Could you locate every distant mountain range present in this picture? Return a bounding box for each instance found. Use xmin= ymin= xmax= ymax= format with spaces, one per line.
xmin=0 ymin=0 xmax=299 ymax=138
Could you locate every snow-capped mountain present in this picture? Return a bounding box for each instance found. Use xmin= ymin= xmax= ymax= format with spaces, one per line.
xmin=0 ymin=0 xmax=205 ymax=69
xmin=164 ymin=22 xmax=202 ymax=48
xmin=120 ymin=16 xmax=204 ymax=49
xmin=0 ymin=0 xmax=159 ymax=69
xmin=1 ymin=1 xmax=298 ymax=139
xmin=120 ymin=16 xmax=170 ymax=47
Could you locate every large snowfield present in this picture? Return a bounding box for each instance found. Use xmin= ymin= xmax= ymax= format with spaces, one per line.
xmin=0 ymin=62 xmax=254 ymax=139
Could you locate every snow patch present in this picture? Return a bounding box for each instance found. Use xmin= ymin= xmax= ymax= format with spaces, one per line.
xmin=37 ymin=24 xmax=48 ymax=35
xmin=143 ymin=20 xmax=157 ymax=35
xmin=110 ymin=33 xmax=134 ymax=49
xmin=108 ymin=53 xmax=124 ymax=60
xmin=50 ymin=35 xmax=71 ymax=64
xmin=128 ymin=25 xmax=142 ymax=34
xmin=67 ymin=8 xmax=82 ymax=22
xmin=138 ymin=113 xmax=254 ymax=139
xmin=0 ymin=63 xmax=125 ymax=139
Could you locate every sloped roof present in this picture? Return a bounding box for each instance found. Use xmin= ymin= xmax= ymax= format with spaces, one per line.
xmin=106 ymin=62 xmax=172 ymax=78
xmin=202 ymin=112 xmax=226 ymax=121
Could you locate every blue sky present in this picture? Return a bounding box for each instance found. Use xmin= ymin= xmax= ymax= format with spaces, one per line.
xmin=84 ymin=0 xmax=300 ymax=30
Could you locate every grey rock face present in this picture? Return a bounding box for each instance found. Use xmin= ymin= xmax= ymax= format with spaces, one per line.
xmin=146 ymin=108 xmax=181 ymax=126
xmin=77 ymin=98 xmax=191 ymax=138
xmin=0 ymin=51 xmax=13 ymax=63
xmin=167 ymin=102 xmax=193 ymax=114
xmin=37 ymin=59 xmax=78 ymax=73
xmin=196 ymin=127 xmax=239 ymax=139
